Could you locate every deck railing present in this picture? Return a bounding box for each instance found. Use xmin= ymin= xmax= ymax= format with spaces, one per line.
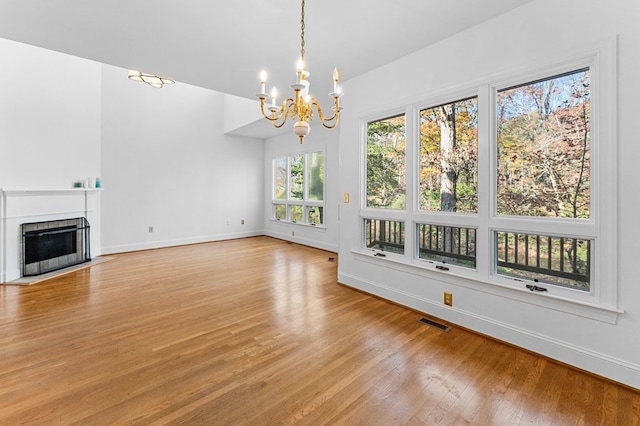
xmin=364 ymin=222 xmax=590 ymax=289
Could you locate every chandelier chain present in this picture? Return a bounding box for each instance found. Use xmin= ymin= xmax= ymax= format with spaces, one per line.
xmin=300 ymin=0 xmax=305 ymax=61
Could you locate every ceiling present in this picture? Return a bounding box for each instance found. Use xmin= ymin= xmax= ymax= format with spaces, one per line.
xmin=0 ymin=0 xmax=534 ymax=103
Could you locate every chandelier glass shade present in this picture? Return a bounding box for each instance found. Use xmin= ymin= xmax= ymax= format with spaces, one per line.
xmin=128 ymin=70 xmax=175 ymax=89
xmin=257 ymin=0 xmax=343 ymax=143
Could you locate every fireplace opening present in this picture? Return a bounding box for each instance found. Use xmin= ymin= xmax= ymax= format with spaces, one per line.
xmin=24 ymin=225 xmax=78 ymax=264
xmin=21 ymin=218 xmax=91 ymax=277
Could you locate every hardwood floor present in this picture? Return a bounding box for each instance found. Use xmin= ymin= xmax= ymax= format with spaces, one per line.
xmin=1 ymin=236 xmax=638 ymax=425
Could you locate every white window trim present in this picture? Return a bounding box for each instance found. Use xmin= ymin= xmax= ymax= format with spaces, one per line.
xmin=486 ymin=40 xmax=617 ymax=309
xmin=357 ymin=37 xmax=619 ymax=323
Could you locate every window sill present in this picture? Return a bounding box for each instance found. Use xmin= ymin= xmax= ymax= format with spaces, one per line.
xmin=351 ymin=249 xmax=623 ymax=324
xmin=270 ymin=218 xmax=326 ymax=230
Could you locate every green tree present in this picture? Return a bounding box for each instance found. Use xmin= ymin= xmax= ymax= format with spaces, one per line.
xmin=290 ymin=155 xmax=304 ymax=200
xmin=497 ymin=69 xmax=590 ymax=218
xmin=308 ymin=151 xmax=324 ymax=201
xmin=419 ymin=98 xmax=478 ymax=213
xmin=367 ymin=115 xmax=406 ymax=209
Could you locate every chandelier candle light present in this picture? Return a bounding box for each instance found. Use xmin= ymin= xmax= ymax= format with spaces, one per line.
xmin=257 ymin=0 xmax=343 ymax=143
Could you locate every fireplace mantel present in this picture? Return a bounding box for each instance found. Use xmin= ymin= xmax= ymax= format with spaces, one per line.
xmin=1 ymin=188 xmax=102 ymax=195
xmin=0 ymin=188 xmax=102 ymax=283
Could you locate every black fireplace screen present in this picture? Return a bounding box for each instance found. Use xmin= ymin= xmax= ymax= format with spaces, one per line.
xmin=21 ymin=218 xmax=91 ymax=276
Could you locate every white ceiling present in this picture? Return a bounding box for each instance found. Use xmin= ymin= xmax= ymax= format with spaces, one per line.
xmin=0 ymin=0 xmax=534 ymax=102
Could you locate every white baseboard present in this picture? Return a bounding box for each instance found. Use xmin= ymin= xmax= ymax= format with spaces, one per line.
xmin=263 ymin=230 xmax=338 ymax=253
xmin=338 ymin=271 xmax=640 ymax=390
xmin=101 ymin=231 xmax=262 ymax=255
xmin=2 ymin=267 xmax=20 ymax=283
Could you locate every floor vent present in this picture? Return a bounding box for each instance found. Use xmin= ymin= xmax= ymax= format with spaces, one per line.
xmin=419 ymin=317 xmax=451 ymax=332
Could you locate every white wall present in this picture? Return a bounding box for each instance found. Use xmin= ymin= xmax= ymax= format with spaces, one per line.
xmin=223 ymin=94 xmax=263 ymax=134
xmin=100 ymin=64 xmax=264 ymax=253
xmin=0 ymin=39 xmax=102 ymax=189
xmin=338 ymin=0 xmax=640 ymax=388
xmin=263 ymin=125 xmax=340 ymax=253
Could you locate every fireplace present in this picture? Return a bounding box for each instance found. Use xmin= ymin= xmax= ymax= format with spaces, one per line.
xmin=21 ymin=218 xmax=91 ymax=276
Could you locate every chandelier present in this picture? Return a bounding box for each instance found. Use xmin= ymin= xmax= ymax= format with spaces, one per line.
xmin=256 ymin=0 xmax=343 ymax=143
xmin=128 ymin=70 xmax=175 ymax=89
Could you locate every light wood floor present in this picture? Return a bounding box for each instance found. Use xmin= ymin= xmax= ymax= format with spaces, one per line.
xmin=1 ymin=236 xmax=638 ymax=425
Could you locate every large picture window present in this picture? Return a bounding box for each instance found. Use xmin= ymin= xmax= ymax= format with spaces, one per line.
xmin=497 ymin=68 xmax=590 ymax=219
xmin=494 ymin=68 xmax=592 ymax=292
xmin=359 ymin=47 xmax=617 ymax=315
xmin=272 ymin=151 xmax=325 ymax=226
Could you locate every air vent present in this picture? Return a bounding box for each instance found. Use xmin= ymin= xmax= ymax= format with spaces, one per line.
xmin=418 ymin=317 xmax=451 ymax=332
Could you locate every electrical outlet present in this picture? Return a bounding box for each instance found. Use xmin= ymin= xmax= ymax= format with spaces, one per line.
xmin=291 ymin=231 xmax=295 ymax=236
xmin=148 ymin=226 xmax=154 ymax=233
xmin=241 ymin=219 xmax=245 ymax=225
xmin=343 ymin=192 xmax=350 ymax=203
xmin=444 ymin=292 xmax=453 ymax=306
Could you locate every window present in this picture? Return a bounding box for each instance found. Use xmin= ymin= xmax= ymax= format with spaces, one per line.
xmin=274 ymin=204 xmax=286 ymax=220
xmin=366 ymin=114 xmax=406 ymax=209
xmin=496 ymin=69 xmax=590 ymax=219
xmin=308 ymin=151 xmax=324 ymax=201
xmin=364 ymin=219 xmax=405 ymax=255
xmin=289 ymin=205 xmax=303 ymax=223
xmin=419 ymin=97 xmax=478 ymax=213
xmin=494 ymin=68 xmax=592 ymax=292
xmin=289 ymin=155 xmax=304 ymax=201
xmin=307 ymin=206 xmax=323 ymax=225
xmin=272 ymin=151 xmax=325 ymax=226
xmin=364 ymin=114 xmax=407 ymax=256
xmin=418 ymin=224 xmax=476 ymax=269
xmin=359 ymin=44 xmax=617 ymax=316
xmin=274 ymin=158 xmax=287 ymax=200
xmin=495 ymin=231 xmax=590 ymax=290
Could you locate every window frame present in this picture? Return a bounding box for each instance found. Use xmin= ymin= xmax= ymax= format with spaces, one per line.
xmin=355 ymin=39 xmax=619 ymax=322
xmin=412 ymin=88 xmax=483 ymax=277
xmin=487 ymin=57 xmax=607 ymax=306
xmin=271 ymin=150 xmax=326 ymax=228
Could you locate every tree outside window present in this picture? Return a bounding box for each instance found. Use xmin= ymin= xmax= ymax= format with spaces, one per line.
xmin=366 ymin=114 xmax=406 ymax=209
xmin=495 ymin=68 xmax=592 ymax=291
xmin=308 ymin=151 xmax=324 ymax=202
xmin=362 ymin=67 xmax=598 ymax=294
xmin=274 ymin=157 xmax=287 ymax=200
xmin=497 ymin=68 xmax=590 ymax=219
xmin=419 ymin=97 xmax=478 ymax=213
xmin=289 ymin=155 xmax=304 ymax=201
xmin=272 ymin=151 xmax=325 ymax=225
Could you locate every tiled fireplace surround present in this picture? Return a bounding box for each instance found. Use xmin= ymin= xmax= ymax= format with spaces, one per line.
xmin=0 ymin=189 xmax=101 ymax=283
